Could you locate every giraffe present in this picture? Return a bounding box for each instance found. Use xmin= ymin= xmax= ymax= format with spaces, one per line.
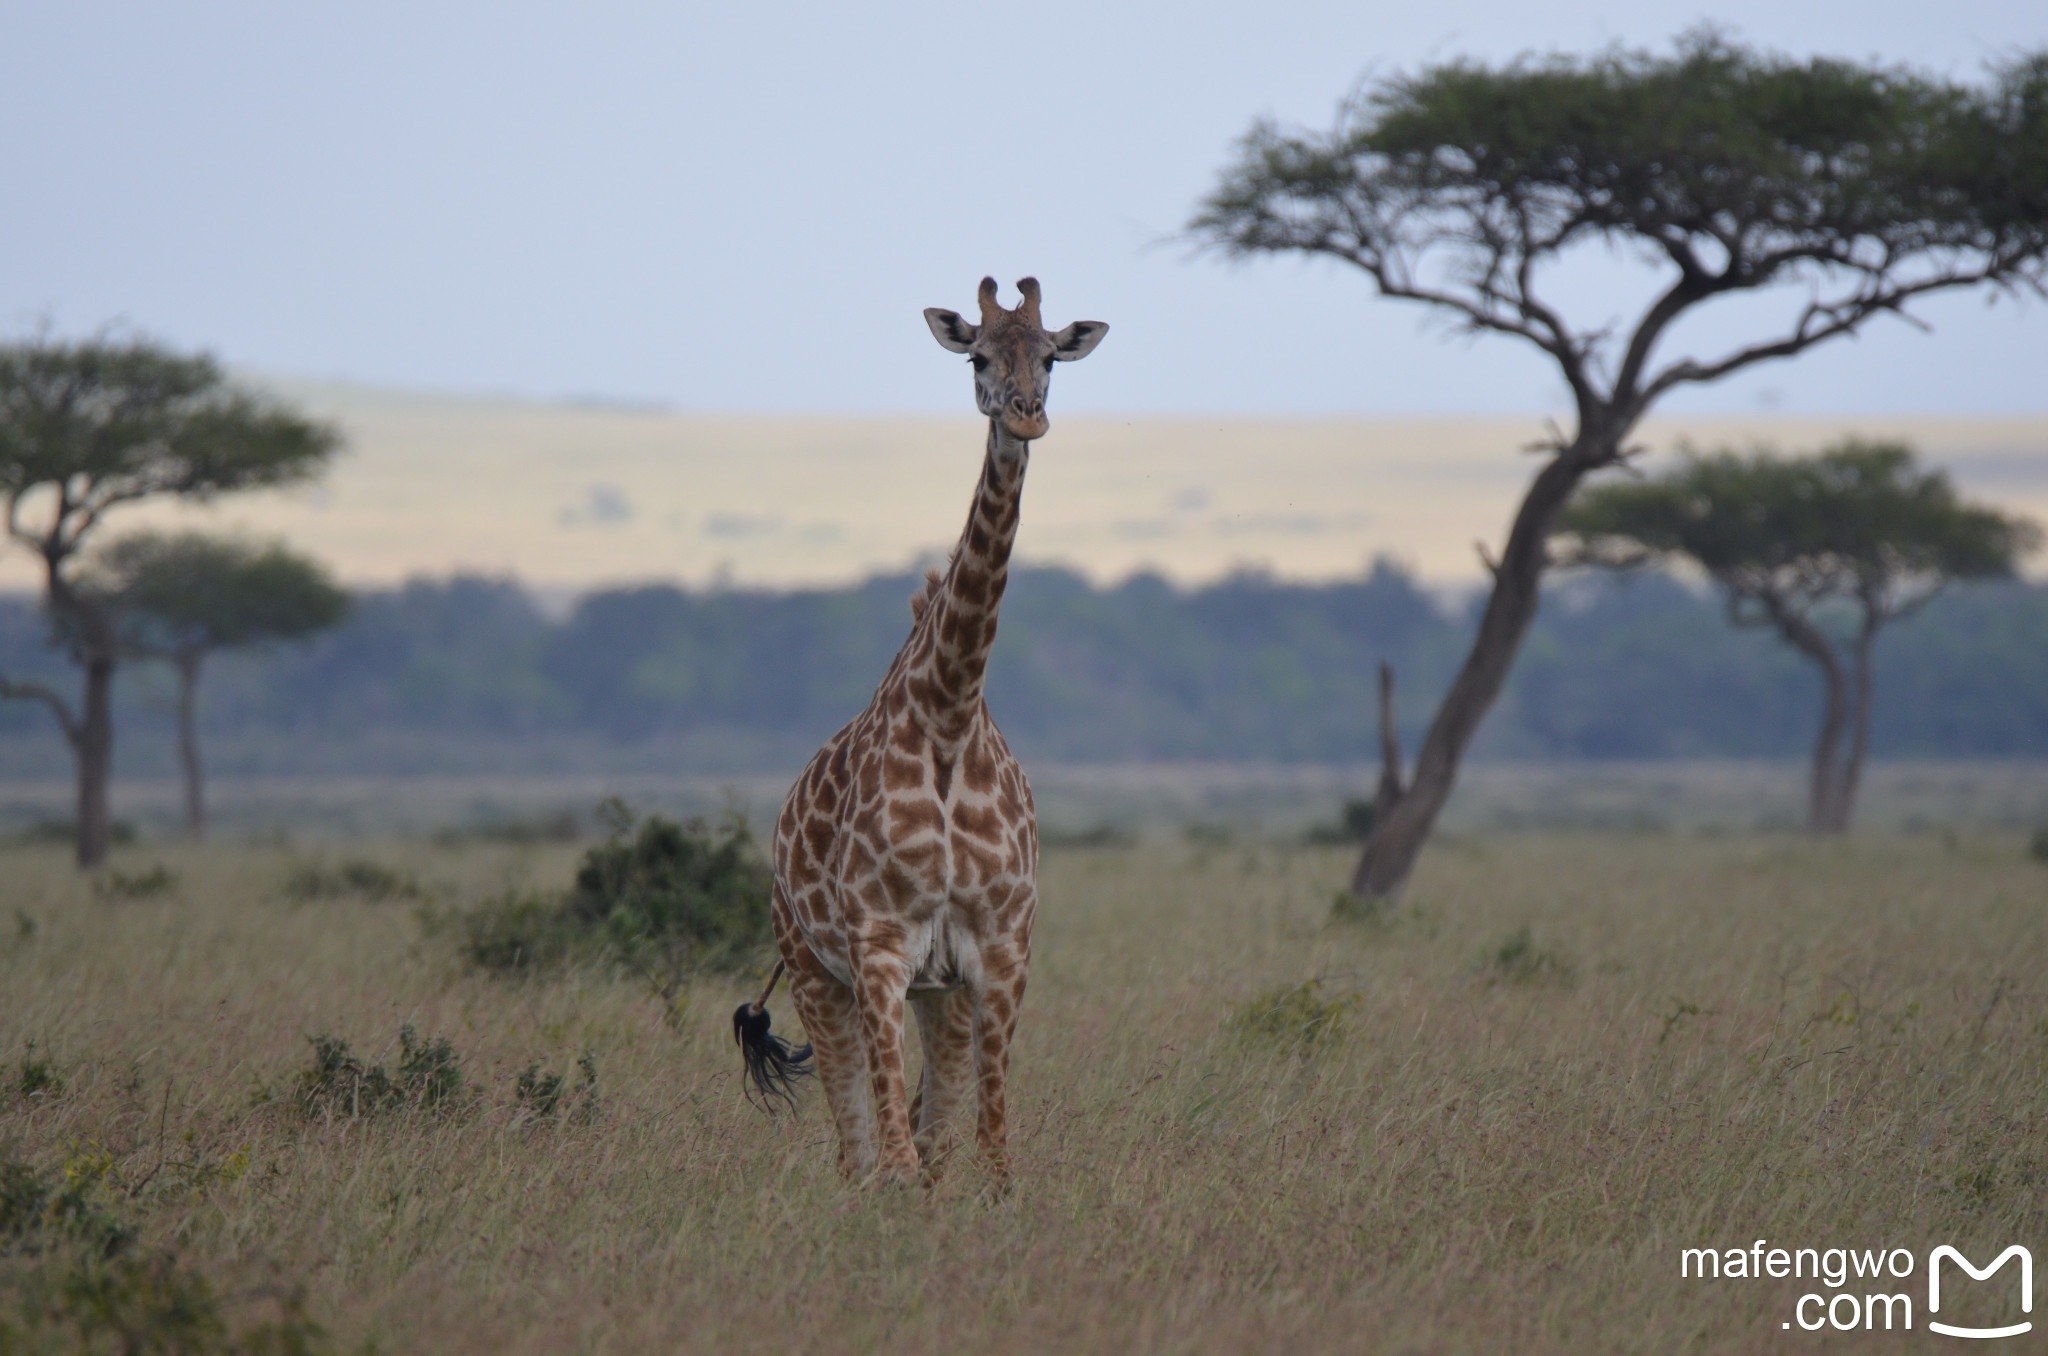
xmin=733 ymin=276 xmax=1107 ymax=1188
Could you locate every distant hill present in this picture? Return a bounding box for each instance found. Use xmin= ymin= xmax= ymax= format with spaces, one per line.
xmin=3 ymin=562 xmax=2045 ymax=781
xmin=3 ymin=379 xmax=2039 ymax=595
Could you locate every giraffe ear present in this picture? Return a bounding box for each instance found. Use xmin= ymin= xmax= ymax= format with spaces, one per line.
xmin=1050 ymin=320 xmax=1108 ymax=362
xmin=924 ymin=308 xmax=978 ymax=354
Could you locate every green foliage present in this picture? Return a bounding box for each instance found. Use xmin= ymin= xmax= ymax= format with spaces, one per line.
xmin=462 ymin=802 xmax=771 ymax=980
xmin=81 ymin=531 xmax=350 ymax=661
xmin=1486 ymin=926 xmax=1576 ymax=986
xmin=1039 ymin=823 xmax=1136 ymax=849
xmin=459 ymin=893 xmax=578 ymax=973
xmin=0 ymin=1154 xmax=131 ymax=1260
xmin=1193 ymin=34 xmax=2048 ymax=399
xmin=1558 ymin=440 xmax=2038 ymax=605
xmin=566 ymin=802 xmax=772 ymax=969
xmin=10 ymin=820 xmax=136 ymax=848
xmin=94 ymin=865 xmax=178 ymax=900
xmin=293 ymin=1025 xmax=464 ymax=1119
xmin=15 ymin=1044 xmax=61 ymax=1102
xmin=515 ymin=1053 xmax=599 ymax=1123
xmin=1306 ymin=797 xmax=1377 ymax=845
xmin=0 ymin=337 xmax=337 ymax=517
xmin=431 ymin=808 xmax=582 ymax=848
xmin=1226 ymin=980 xmax=1359 ymax=1050
xmin=282 ymin=859 xmax=418 ymax=903
xmin=1 ymin=1154 xmax=325 ymax=1353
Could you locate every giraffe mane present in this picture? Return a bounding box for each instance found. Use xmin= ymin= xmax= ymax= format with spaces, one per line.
xmin=907 ymin=564 xmax=947 ymax=620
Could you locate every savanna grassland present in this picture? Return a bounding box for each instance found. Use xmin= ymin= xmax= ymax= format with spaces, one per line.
xmin=3 ymin=830 xmax=2045 ymax=1353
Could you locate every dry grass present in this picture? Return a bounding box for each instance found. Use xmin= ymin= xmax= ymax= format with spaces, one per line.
xmin=3 ymin=831 xmax=2045 ymax=1352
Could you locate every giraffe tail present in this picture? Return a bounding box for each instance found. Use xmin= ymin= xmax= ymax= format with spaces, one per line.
xmin=732 ymin=959 xmax=814 ymax=1112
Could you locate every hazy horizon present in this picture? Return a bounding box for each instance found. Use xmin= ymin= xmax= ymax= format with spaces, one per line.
xmin=0 ymin=377 xmax=2039 ymax=595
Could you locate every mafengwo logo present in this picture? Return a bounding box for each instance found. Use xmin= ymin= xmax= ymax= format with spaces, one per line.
xmin=1681 ymin=1241 xmax=2032 ymax=1336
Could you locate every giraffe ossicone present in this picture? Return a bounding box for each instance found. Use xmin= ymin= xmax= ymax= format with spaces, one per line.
xmin=736 ymin=277 xmax=1106 ymax=1188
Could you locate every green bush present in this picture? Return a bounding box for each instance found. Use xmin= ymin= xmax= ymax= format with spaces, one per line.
xmin=282 ymin=858 xmax=418 ymax=903
xmin=94 ymin=865 xmax=178 ymax=900
xmin=1 ymin=1153 xmax=325 ymax=1353
xmin=462 ymin=803 xmax=771 ymax=980
xmin=432 ymin=808 xmax=583 ymax=847
xmin=1305 ymin=797 xmax=1378 ymax=845
xmin=293 ymin=1025 xmax=464 ymax=1119
xmin=1487 ymin=925 xmax=1577 ymax=986
xmin=515 ymin=1053 xmax=600 ymax=1123
xmin=1226 ymin=980 xmax=1359 ymax=1051
xmin=15 ymin=1043 xmax=61 ymax=1102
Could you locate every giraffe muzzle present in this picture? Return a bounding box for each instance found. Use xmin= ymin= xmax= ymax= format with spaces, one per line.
xmin=1004 ymin=396 xmax=1048 ymax=441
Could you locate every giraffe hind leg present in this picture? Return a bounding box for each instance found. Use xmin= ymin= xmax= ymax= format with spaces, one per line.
xmin=779 ymin=928 xmax=875 ymax=1181
xmin=909 ymin=987 xmax=975 ymax=1174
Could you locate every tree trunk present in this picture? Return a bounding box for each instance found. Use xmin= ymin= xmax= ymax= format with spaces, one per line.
xmin=1831 ymin=618 xmax=1881 ymax=835
xmin=1349 ymin=438 xmax=1612 ymax=900
xmin=176 ymin=651 xmax=206 ymax=841
xmin=1374 ymin=661 xmax=1404 ymax=812
xmin=75 ymin=655 xmax=115 ymax=870
xmin=1805 ymin=657 xmax=1851 ymax=835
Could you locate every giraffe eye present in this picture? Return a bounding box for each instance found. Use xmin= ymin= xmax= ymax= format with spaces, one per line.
xmin=971 ymin=355 xmax=989 ymax=372
xmin=1042 ymin=354 xmax=1055 ymax=371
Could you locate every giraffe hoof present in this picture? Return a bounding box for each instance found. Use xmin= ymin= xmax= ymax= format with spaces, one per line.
xmin=978 ymin=1163 xmax=1014 ymax=1203
xmin=863 ymin=1155 xmax=922 ymax=1190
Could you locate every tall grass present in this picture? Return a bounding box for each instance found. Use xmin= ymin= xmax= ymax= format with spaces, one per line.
xmin=2 ymin=832 xmax=2043 ymax=1352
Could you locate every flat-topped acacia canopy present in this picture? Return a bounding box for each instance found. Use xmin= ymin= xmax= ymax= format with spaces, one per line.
xmin=1192 ymin=32 xmax=2048 ymax=899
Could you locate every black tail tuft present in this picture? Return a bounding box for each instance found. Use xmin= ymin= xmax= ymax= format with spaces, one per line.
xmin=733 ymin=1002 xmax=814 ymax=1112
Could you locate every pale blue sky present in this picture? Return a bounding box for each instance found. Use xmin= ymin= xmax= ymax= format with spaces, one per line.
xmin=2 ymin=2 xmax=2043 ymax=416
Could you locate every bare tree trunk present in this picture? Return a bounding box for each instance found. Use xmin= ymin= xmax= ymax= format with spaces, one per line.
xmin=1375 ymin=661 xmax=1404 ymax=812
xmin=75 ymin=655 xmax=115 ymax=870
xmin=1806 ymin=659 xmax=1851 ymax=835
xmin=176 ymin=651 xmax=206 ymax=841
xmin=1833 ymin=617 xmax=1881 ymax=835
xmin=1349 ymin=440 xmax=1610 ymax=900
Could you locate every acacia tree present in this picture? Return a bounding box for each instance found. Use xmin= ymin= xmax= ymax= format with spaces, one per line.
xmin=0 ymin=336 xmax=336 ymax=867
xmin=82 ymin=532 xmax=349 ymax=840
xmin=1191 ymin=33 xmax=2048 ymax=898
xmin=1556 ymin=440 xmax=2037 ymax=833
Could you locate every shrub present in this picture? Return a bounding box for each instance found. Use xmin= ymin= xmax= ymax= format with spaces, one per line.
xmin=293 ymin=1025 xmax=463 ymax=1119
xmin=515 ymin=1053 xmax=599 ymax=1123
xmin=1487 ymin=925 xmax=1576 ymax=986
xmin=0 ymin=1153 xmax=132 ymax=1260
xmin=2030 ymin=825 xmax=2048 ymax=864
xmin=10 ymin=819 xmax=137 ymax=848
xmin=462 ymin=803 xmax=771 ymax=980
xmin=433 ymin=808 xmax=583 ymax=847
xmin=1306 ymin=797 xmax=1378 ymax=845
xmin=460 ymin=893 xmax=579 ymax=972
xmin=1226 ymin=980 xmax=1359 ymax=1051
xmin=282 ymin=857 xmax=419 ymax=903
xmin=94 ymin=865 xmax=178 ymax=900
xmin=16 ymin=1043 xmax=61 ymax=1102
xmin=1039 ymin=823 xmax=1135 ymax=849
xmin=1 ymin=1153 xmax=324 ymax=1352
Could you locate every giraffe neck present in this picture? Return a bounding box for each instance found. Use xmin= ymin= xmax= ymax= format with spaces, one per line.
xmin=902 ymin=419 xmax=1029 ymax=745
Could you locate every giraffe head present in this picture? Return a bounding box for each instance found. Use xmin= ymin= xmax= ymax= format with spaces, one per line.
xmin=924 ymin=277 xmax=1107 ymax=441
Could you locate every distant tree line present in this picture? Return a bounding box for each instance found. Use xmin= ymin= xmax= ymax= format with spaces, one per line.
xmin=2 ymin=559 xmax=2045 ymax=780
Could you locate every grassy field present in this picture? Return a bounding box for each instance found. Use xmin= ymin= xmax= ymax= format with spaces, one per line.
xmin=3 ymin=830 xmax=2045 ymax=1352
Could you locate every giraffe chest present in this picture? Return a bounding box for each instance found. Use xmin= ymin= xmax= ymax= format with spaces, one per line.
xmin=777 ymin=715 xmax=1036 ymax=990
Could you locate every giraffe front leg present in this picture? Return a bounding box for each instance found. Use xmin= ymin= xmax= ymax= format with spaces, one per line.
xmin=853 ymin=947 xmax=920 ymax=1186
xmin=971 ymin=942 xmax=1029 ymax=1192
